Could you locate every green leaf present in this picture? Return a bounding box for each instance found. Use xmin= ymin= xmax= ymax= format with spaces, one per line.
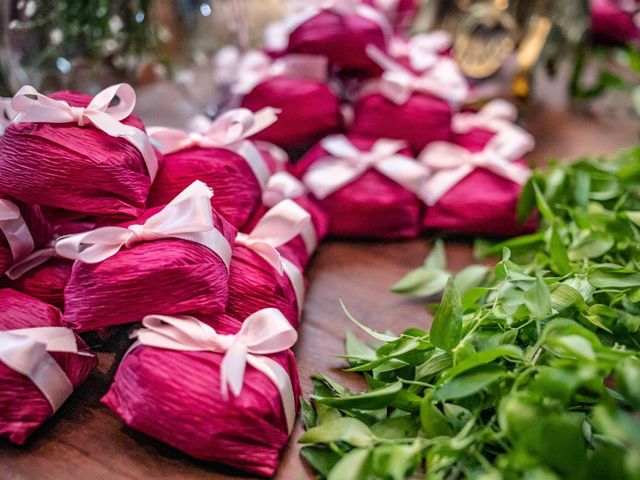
xmin=371 ymin=443 xmax=421 ymax=480
xmin=574 ymin=169 xmax=591 ymax=209
xmin=315 ymin=381 xmax=403 ymax=410
xmin=300 ymin=446 xmax=341 ymax=476
xmin=533 ymin=180 xmax=555 ymax=221
xmin=327 ymin=448 xmax=371 ymax=480
xmin=340 ymin=300 xmax=397 ymax=342
xmin=390 ymin=266 xmax=449 ymax=297
xmin=616 ymin=357 xmax=640 ymax=410
xmin=429 ymin=278 xmax=462 ymax=352
xmin=345 ymin=331 xmax=377 ymax=365
xmin=550 ymin=284 xmax=585 ymax=311
xmin=420 ymin=398 xmax=453 ymax=438
xmin=370 ymin=415 xmax=419 ymax=440
xmin=299 ymin=418 xmax=374 ymax=447
xmin=453 ymin=265 xmax=489 ymax=295
xmin=435 ymin=365 xmax=505 ymax=401
xmin=588 ymin=264 xmax=640 ymax=288
xmin=517 ymin=175 xmax=537 ymax=223
xmin=569 ymin=232 xmax=614 ymax=260
xmin=523 ymin=274 xmax=551 ymax=319
xmin=549 ymin=223 xmax=572 ymax=275
xmin=425 ymin=239 xmax=447 ymax=269
xmin=439 ymin=345 xmax=523 ymax=383
xmin=300 ymin=397 xmax=317 ymax=428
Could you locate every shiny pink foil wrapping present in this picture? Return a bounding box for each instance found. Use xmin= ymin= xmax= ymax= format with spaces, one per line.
xmin=0 ymin=289 xmax=96 ymax=445
xmin=147 ymin=146 xmax=274 ymax=228
xmin=423 ymin=128 xmax=537 ymax=236
xmin=294 ymin=134 xmax=424 ymax=238
xmin=0 ymin=203 xmax=51 ymax=275
xmin=0 ymin=91 xmax=154 ymax=220
xmin=286 ymin=10 xmax=387 ymax=74
xmin=350 ymin=92 xmax=453 ymax=153
xmin=101 ymin=313 xmax=300 ymax=477
xmin=242 ymin=77 xmax=342 ymax=150
xmin=62 ymin=206 xmax=237 ymax=332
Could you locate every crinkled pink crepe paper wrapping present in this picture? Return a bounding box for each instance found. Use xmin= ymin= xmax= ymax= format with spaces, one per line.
xmin=364 ymin=0 xmax=419 ymax=31
xmin=101 ymin=312 xmax=300 ymax=477
xmin=284 ymin=10 xmax=387 ymax=74
xmin=0 ymin=91 xmax=155 ymax=220
xmin=242 ymin=77 xmax=342 ymax=150
xmin=0 ymin=203 xmax=51 ymax=275
xmin=350 ymin=92 xmax=453 ymax=153
xmin=0 ymin=289 xmax=96 ymax=445
xmin=423 ymin=128 xmax=537 ymax=236
xmin=242 ymin=196 xmax=329 ymax=269
xmin=591 ymin=0 xmax=640 ymax=44
xmin=294 ymin=134 xmax=424 ymax=238
xmin=62 ymin=206 xmax=237 ymax=332
xmin=227 ymin=247 xmax=304 ymax=329
xmin=147 ymin=144 xmax=276 ymax=229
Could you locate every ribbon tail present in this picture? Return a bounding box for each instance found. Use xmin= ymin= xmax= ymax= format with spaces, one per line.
xmin=5 ymin=247 xmax=56 ymax=280
xmin=282 ymin=257 xmax=305 ymax=318
xmin=423 ymin=166 xmax=474 ymax=206
xmin=221 ymin=343 xmax=248 ymax=398
xmin=376 ymin=156 xmax=430 ymax=201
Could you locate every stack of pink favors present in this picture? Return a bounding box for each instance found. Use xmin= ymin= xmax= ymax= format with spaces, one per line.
xmin=0 ymin=0 xmax=538 ymax=477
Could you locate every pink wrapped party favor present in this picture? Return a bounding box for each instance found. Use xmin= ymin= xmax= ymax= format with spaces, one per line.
xmin=0 ymin=200 xmax=51 ymax=276
xmin=350 ymin=46 xmax=468 ymax=152
xmin=591 ymin=0 xmax=640 ymax=44
xmin=420 ymin=122 xmax=537 ymax=236
xmin=265 ymin=1 xmax=391 ymax=74
xmin=243 ymin=171 xmax=329 ymax=269
xmin=102 ymin=309 xmax=300 ymax=477
xmin=0 ymin=85 xmax=158 ymax=220
xmin=0 ymin=289 xmax=96 ymax=444
xmin=294 ymin=134 xmax=430 ymax=238
xmin=228 ymin=200 xmax=312 ymax=328
xmin=58 ymin=181 xmax=236 ymax=332
xmin=387 ymin=31 xmax=453 ymax=73
xmin=222 ymin=50 xmax=342 ymax=149
xmin=147 ymin=108 xmax=279 ymax=228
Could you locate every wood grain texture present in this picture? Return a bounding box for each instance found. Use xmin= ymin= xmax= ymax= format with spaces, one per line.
xmin=1 ymin=102 xmax=637 ymax=479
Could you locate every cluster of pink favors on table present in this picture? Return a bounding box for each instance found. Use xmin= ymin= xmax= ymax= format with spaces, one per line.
xmin=0 ymin=1 xmax=541 ymax=476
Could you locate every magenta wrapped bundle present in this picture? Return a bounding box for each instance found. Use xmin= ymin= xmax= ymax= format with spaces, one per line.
xmin=350 ymin=46 xmax=468 ymax=152
xmin=364 ymin=0 xmax=419 ymax=31
xmin=147 ymin=108 xmax=280 ymax=228
xmin=0 ymin=289 xmax=96 ymax=444
xmin=420 ymin=124 xmax=537 ymax=236
xmin=591 ymin=0 xmax=640 ymax=44
xmin=102 ymin=309 xmax=300 ymax=477
xmin=0 ymin=84 xmax=158 ymax=220
xmin=58 ymin=181 xmax=236 ymax=332
xmin=294 ymin=134 xmax=430 ymax=238
xmin=0 ymin=200 xmax=51 ymax=276
xmin=265 ymin=2 xmax=390 ymax=74
xmin=227 ymin=51 xmax=342 ymax=149
xmin=243 ymin=171 xmax=329 ymax=268
xmin=228 ymin=200 xmax=312 ymax=328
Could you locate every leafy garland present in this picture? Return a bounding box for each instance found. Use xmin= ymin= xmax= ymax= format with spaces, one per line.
xmin=299 ymin=147 xmax=640 ymax=479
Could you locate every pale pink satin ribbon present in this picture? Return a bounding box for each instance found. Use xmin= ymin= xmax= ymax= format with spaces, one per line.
xmin=0 ymin=97 xmax=16 ymax=134
xmin=54 ymin=180 xmax=232 ymax=268
xmin=0 ymin=326 xmax=91 ymax=412
xmin=223 ymin=49 xmax=329 ymax=95
xmin=264 ymin=0 xmax=392 ymax=51
xmin=10 ymin=84 xmax=158 ymax=181
xmin=388 ymin=31 xmax=452 ymax=72
xmin=303 ymin=134 xmax=431 ymax=202
xmin=5 ymin=246 xmax=56 ymax=280
xmin=452 ymin=99 xmax=519 ymax=135
xmin=363 ymin=45 xmax=468 ymax=104
xmin=236 ymin=199 xmax=311 ymax=316
xmin=130 ymin=309 xmax=298 ymax=433
xmin=148 ymin=108 xmax=279 ymax=190
xmin=263 ymin=172 xmax=317 ymax=255
xmin=418 ymin=128 xmax=535 ymax=206
xmin=0 ymin=199 xmax=35 ymax=264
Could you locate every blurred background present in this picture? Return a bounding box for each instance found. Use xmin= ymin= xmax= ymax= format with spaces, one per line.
xmin=1 ymin=0 xmax=638 ymax=126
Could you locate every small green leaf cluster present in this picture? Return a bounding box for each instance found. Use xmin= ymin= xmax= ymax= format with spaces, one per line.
xmin=299 ymin=147 xmax=640 ymax=479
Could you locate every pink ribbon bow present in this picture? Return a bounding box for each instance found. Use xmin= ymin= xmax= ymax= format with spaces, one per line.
xmin=4 ymin=246 xmax=55 ymax=280
xmin=452 ymin=99 xmax=519 ymax=135
xmin=10 ymin=84 xmax=158 ymax=180
xmin=364 ymin=45 xmax=468 ymax=104
xmin=0 ymin=199 xmax=35 ymax=264
xmin=222 ymin=49 xmax=328 ymax=95
xmin=265 ymin=0 xmax=392 ymax=51
xmin=303 ymin=134 xmax=431 ymax=202
xmin=419 ymin=128 xmax=535 ymax=206
xmin=236 ymin=199 xmax=312 ymax=315
xmin=0 ymin=326 xmax=90 ymax=412
xmin=148 ymin=108 xmax=279 ymax=190
xmin=389 ymin=31 xmax=453 ymax=72
xmin=131 ymin=309 xmax=298 ymax=432
xmin=54 ymin=180 xmax=232 ymax=268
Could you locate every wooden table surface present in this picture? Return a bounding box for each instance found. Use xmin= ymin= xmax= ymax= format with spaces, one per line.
xmin=1 ymin=99 xmax=638 ymax=479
